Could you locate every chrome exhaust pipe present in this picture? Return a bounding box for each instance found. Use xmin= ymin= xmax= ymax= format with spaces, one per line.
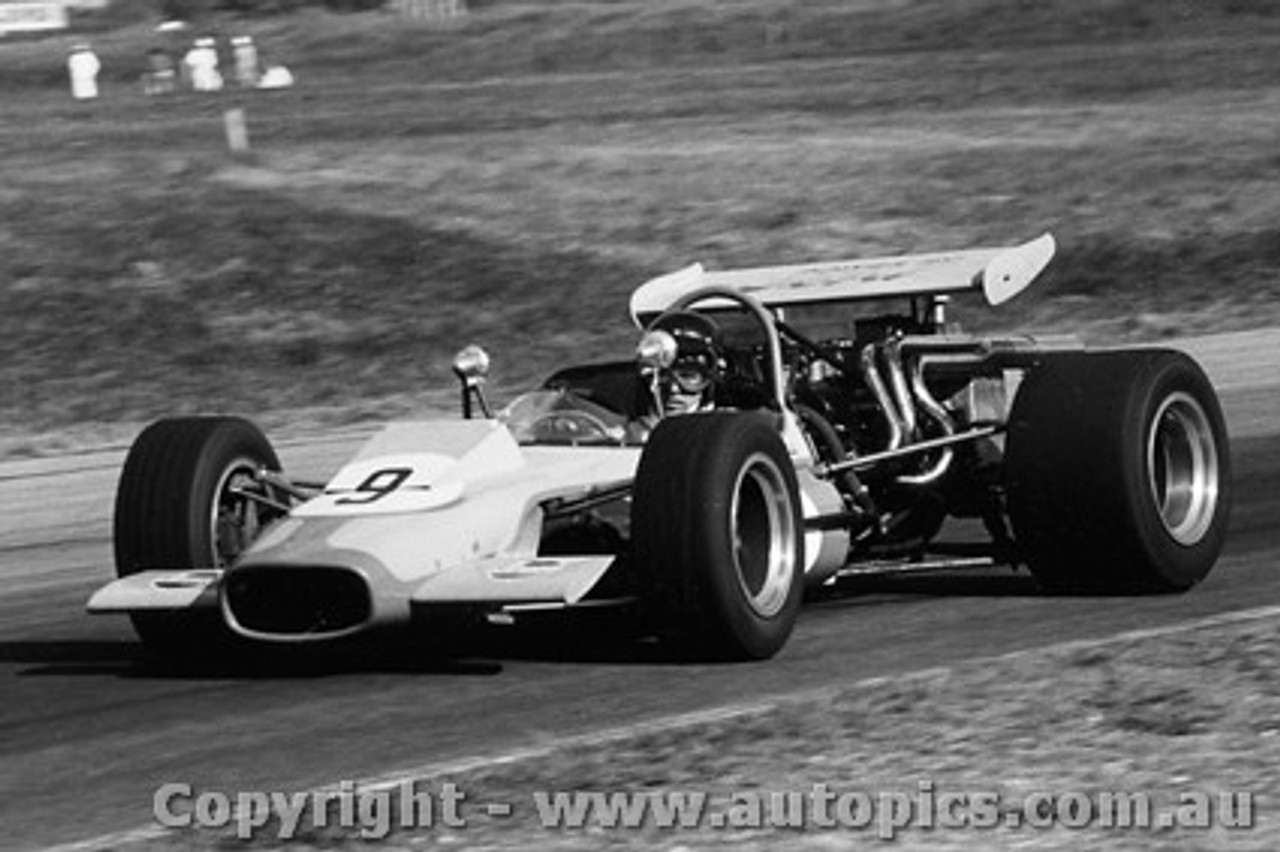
xmin=897 ymin=356 xmax=957 ymax=486
xmin=860 ymin=342 xmax=903 ymax=453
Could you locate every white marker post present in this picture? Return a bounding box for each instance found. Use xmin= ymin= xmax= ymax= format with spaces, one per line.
xmin=224 ymin=107 xmax=249 ymax=153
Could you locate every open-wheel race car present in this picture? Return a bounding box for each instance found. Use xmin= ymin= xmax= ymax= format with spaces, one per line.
xmin=88 ymin=233 xmax=1231 ymax=660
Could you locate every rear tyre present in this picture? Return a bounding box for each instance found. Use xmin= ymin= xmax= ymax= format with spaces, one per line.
xmin=632 ymin=412 xmax=804 ymax=660
xmin=1005 ymin=349 xmax=1230 ymax=593
xmin=114 ymin=416 xmax=281 ymax=650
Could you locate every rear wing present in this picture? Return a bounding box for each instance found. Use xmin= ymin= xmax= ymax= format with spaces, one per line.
xmin=630 ymin=233 xmax=1055 ymax=325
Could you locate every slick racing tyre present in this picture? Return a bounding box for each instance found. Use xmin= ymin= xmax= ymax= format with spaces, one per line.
xmin=114 ymin=416 xmax=282 ymax=650
xmin=1005 ymin=349 xmax=1230 ymax=593
xmin=632 ymin=412 xmax=804 ymax=660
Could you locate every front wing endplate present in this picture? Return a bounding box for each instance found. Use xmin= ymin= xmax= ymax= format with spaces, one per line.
xmin=411 ymin=555 xmax=615 ymax=606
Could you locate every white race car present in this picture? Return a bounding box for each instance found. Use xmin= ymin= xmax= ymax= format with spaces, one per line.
xmin=88 ymin=234 xmax=1231 ymax=660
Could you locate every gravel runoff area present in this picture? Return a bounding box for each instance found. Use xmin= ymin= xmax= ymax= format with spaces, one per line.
xmin=113 ymin=604 xmax=1278 ymax=852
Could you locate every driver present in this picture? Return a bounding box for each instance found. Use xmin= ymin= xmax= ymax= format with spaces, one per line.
xmin=630 ymin=310 xmax=723 ymax=439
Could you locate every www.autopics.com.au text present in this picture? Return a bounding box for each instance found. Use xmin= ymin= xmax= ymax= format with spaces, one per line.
xmin=152 ymin=779 xmax=1256 ymax=841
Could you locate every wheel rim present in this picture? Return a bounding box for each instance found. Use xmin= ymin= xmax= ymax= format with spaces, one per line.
xmin=1146 ymin=392 xmax=1220 ymax=546
xmin=730 ymin=452 xmax=798 ymax=618
xmin=210 ymin=456 xmax=266 ymax=569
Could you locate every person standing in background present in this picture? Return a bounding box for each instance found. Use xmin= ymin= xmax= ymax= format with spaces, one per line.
xmin=68 ymin=43 xmax=101 ymax=100
xmin=184 ymin=37 xmax=223 ymax=92
xmin=144 ymin=46 xmax=176 ymax=95
xmin=232 ymin=35 xmax=260 ymax=88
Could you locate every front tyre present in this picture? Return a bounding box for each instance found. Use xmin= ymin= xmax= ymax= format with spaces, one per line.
xmin=632 ymin=412 xmax=804 ymax=660
xmin=1005 ymin=349 xmax=1230 ymax=593
xmin=113 ymin=416 xmax=282 ymax=649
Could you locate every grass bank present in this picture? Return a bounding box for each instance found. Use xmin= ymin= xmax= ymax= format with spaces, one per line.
xmin=2 ymin=0 xmax=1278 ymax=442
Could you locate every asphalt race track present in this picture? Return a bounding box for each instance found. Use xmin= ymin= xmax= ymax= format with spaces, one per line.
xmin=2 ymin=330 xmax=1278 ymax=850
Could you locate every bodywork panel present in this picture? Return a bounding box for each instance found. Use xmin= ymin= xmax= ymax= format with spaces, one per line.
xmin=90 ymin=420 xmax=645 ymax=630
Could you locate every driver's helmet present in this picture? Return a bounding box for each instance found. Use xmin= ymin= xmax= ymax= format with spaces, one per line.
xmin=648 ymin=310 xmax=723 ymax=395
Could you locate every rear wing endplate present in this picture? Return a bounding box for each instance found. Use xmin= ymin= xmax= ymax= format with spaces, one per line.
xmin=630 ymin=233 xmax=1055 ymax=324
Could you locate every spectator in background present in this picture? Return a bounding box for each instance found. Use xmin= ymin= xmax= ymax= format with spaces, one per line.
xmin=144 ymin=46 xmax=176 ymax=96
xmin=184 ymin=37 xmax=223 ymax=92
xmin=258 ymin=64 xmax=295 ymax=89
xmin=232 ymin=36 xmax=260 ymax=88
xmin=67 ymin=43 xmax=100 ymax=100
